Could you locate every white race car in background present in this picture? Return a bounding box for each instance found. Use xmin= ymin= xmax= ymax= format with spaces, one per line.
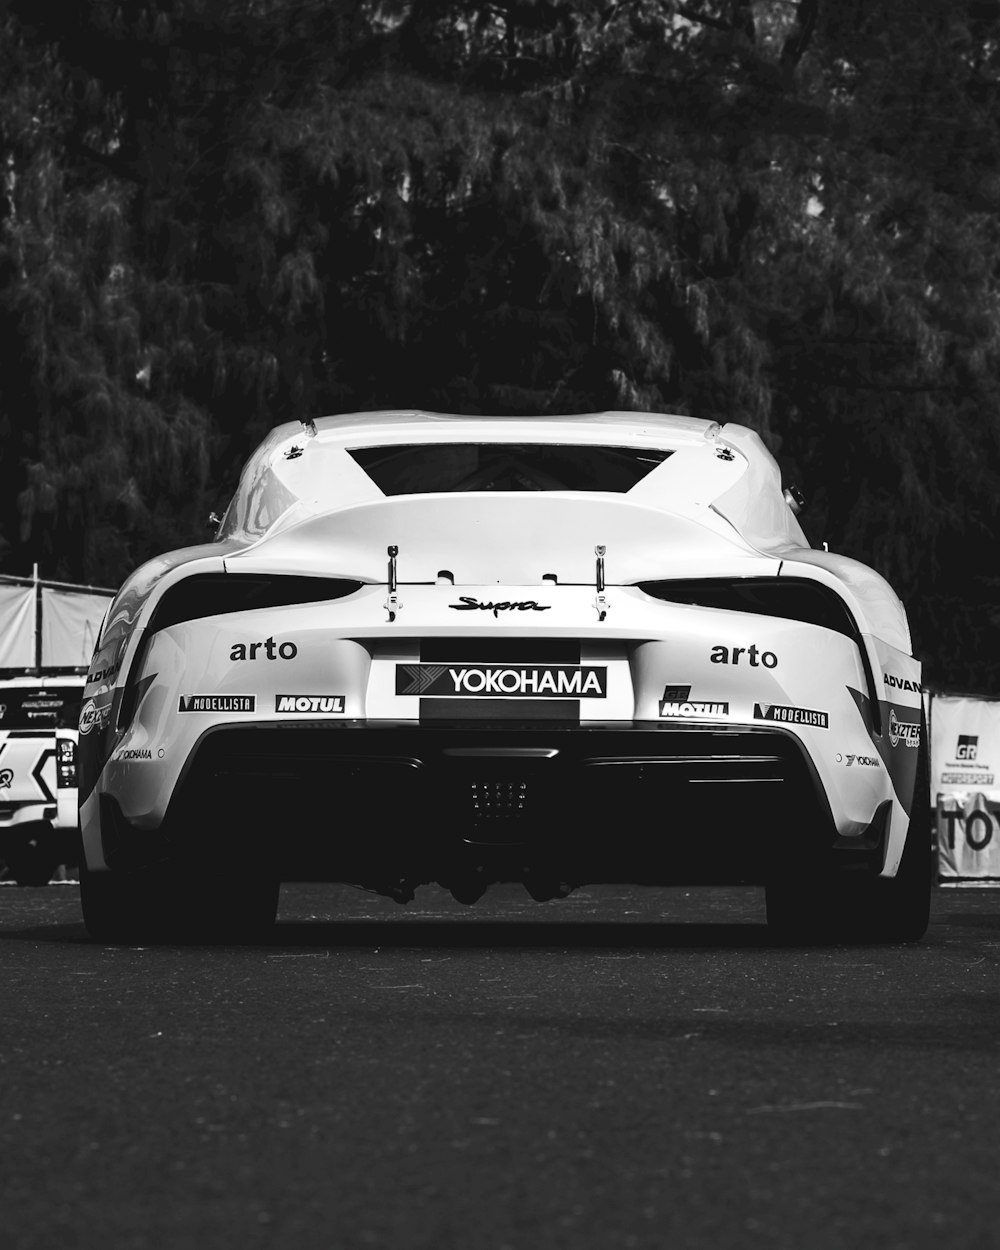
xmin=77 ymin=411 xmax=930 ymax=942
xmin=0 ymin=675 xmax=83 ymax=885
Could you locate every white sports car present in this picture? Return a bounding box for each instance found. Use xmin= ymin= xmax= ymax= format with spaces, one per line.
xmin=77 ymin=410 xmax=930 ymax=942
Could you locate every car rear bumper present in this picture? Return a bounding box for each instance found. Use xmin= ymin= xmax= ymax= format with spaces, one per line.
xmin=94 ymin=720 xmax=889 ymax=889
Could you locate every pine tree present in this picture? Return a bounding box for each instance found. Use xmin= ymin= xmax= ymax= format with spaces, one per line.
xmin=0 ymin=0 xmax=998 ymax=689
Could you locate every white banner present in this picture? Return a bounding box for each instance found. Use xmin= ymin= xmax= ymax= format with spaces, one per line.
xmin=931 ymin=694 xmax=1000 ymax=879
xmin=0 ymin=584 xmax=36 ymax=668
xmin=40 ymin=587 xmax=109 ymax=667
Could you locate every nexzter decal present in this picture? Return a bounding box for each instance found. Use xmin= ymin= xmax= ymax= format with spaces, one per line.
xmin=396 ymin=664 xmax=607 ymax=698
xmin=846 ymin=686 xmax=922 ymax=814
xmin=79 ymin=695 xmax=113 ymax=735
xmin=657 ymin=685 xmax=728 ymax=718
xmin=888 ymin=709 xmax=920 ymax=749
xmin=275 ymin=695 xmax=345 ymax=713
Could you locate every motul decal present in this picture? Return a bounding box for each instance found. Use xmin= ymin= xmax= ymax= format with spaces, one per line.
xmin=659 ymin=699 xmax=729 ymax=718
xmin=396 ymin=664 xmax=607 ymax=698
xmin=275 ymin=695 xmax=345 ymax=713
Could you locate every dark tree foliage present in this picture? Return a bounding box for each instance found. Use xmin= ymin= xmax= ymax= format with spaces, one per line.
xmin=0 ymin=0 xmax=998 ymax=690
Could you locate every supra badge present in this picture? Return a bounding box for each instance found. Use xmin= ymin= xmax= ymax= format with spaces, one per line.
xmin=449 ymin=596 xmax=551 ymax=617
xmin=396 ymin=664 xmax=607 ymax=698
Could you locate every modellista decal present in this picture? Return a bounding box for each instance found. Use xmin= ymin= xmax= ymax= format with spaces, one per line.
xmin=754 ymin=703 xmax=829 ymax=728
xmin=396 ymin=664 xmax=607 ymax=698
xmin=178 ymin=695 xmax=256 ymax=713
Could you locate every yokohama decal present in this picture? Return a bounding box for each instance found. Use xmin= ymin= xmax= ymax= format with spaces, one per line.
xmin=396 ymin=664 xmax=607 ymax=698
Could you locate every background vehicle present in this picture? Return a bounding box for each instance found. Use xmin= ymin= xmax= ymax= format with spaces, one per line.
xmin=0 ymin=572 xmax=112 ymax=885
xmin=77 ymin=411 xmax=930 ymax=942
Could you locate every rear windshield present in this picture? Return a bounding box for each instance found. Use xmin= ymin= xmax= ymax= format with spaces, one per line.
xmin=0 ymin=686 xmax=83 ymax=729
xmin=349 ymin=444 xmax=670 ymax=494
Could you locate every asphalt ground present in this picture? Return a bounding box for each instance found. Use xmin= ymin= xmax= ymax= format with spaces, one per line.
xmin=2 ymin=880 xmax=999 ymax=1250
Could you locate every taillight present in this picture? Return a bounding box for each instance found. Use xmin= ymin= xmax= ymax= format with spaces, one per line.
xmin=116 ymin=574 xmax=364 ymax=734
xmin=637 ymin=575 xmax=882 ymax=733
xmin=145 ymin=574 xmax=364 ymax=635
xmin=636 ymin=577 xmax=861 ymax=639
xmin=57 ymin=738 xmax=77 ymax=788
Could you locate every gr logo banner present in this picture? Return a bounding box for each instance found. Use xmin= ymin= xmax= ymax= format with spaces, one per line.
xmin=396 ymin=664 xmax=607 ymax=698
xmin=957 ymin=735 xmax=979 ymax=761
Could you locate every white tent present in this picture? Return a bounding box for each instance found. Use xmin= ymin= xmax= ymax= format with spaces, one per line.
xmin=0 ymin=570 xmax=114 ymax=670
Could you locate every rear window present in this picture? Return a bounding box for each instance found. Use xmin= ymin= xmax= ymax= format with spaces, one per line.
xmin=0 ymin=686 xmax=83 ymax=729
xmin=349 ymin=444 xmax=671 ymax=494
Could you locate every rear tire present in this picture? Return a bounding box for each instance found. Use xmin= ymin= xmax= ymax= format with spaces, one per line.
xmin=767 ymin=727 xmax=932 ymax=945
xmin=4 ymin=823 xmax=62 ymax=887
xmin=78 ymin=857 xmax=145 ymax=942
xmin=79 ymin=858 xmax=279 ymax=943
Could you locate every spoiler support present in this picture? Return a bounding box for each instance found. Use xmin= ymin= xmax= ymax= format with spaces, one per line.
xmin=385 ymin=545 xmax=401 ymax=621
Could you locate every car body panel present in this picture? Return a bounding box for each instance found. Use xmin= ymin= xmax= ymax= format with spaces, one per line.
xmin=79 ymin=411 xmax=924 ymax=902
